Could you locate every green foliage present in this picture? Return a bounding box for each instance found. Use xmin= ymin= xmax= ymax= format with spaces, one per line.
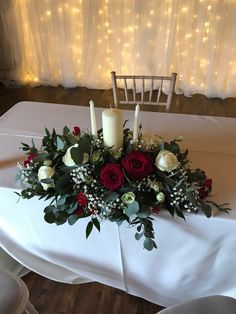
xmin=16 ymin=125 xmax=230 ymax=252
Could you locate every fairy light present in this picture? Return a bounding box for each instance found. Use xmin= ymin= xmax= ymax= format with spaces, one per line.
xmin=181 ymin=7 xmax=188 ymax=13
xmin=12 ymin=0 xmax=234 ymax=95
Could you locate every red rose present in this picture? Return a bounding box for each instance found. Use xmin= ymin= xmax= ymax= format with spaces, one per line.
xmin=72 ymin=126 xmax=81 ymax=136
xmin=74 ymin=206 xmax=84 ymax=216
xmin=23 ymin=153 xmax=37 ymax=167
xmin=100 ymin=163 xmax=124 ymax=191
xmin=76 ymin=192 xmax=88 ymax=206
xmin=23 ymin=160 xmax=30 ymax=167
xmin=198 ymin=178 xmax=212 ymax=199
xmin=28 ymin=153 xmax=37 ymax=161
xmin=122 ymin=151 xmax=154 ymax=180
xmin=152 ymin=206 xmax=160 ymax=214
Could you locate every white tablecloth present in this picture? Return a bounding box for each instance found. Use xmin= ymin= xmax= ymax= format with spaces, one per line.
xmin=0 ymin=101 xmax=236 ymax=306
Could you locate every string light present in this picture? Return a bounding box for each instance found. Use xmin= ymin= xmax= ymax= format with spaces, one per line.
xmin=10 ymin=0 xmax=233 ymax=97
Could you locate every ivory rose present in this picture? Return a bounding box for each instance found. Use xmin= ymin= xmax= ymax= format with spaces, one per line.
xmin=155 ymin=150 xmax=179 ymax=172
xmin=62 ymin=144 xmax=78 ymax=167
xmin=38 ymin=166 xmax=55 ymax=190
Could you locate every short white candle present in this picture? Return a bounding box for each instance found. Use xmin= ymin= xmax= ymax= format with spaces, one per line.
xmin=89 ymin=100 xmax=97 ymax=137
xmin=102 ymin=108 xmax=123 ymax=151
xmin=133 ymin=104 xmax=140 ymax=141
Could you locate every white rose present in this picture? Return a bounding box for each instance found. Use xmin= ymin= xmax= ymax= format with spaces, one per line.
xmin=62 ymin=144 xmax=78 ymax=167
xmin=44 ymin=159 xmax=52 ymax=166
xmin=155 ymin=150 xmax=179 ymax=172
xmin=38 ymin=166 xmax=55 ymax=190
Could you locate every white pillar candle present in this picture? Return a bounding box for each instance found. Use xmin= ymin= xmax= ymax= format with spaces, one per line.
xmin=102 ymin=108 xmax=123 ymax=151
xmin=89 ymin=100 xmax=97 ymax=137
xmin=133 ymin=104 xmax=140 ymax=141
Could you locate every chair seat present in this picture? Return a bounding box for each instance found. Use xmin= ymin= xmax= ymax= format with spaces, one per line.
xmin=0 ymin=268 xmax=38 ymax=314
xmin=159 ymin=295 xmax=236 ymax=314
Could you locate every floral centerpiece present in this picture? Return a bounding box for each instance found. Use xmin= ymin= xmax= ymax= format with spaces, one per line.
xmin=16 ymin=103 xmax=230 ymax=251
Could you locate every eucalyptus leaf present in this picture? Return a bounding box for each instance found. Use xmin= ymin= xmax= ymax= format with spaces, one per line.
xmin=67 ymin=202 xmax=78 ymax=214
xmin=143 ymin=238 xmax=155 ymax=251
xmin=55 ymin=213 xmax=68 ymax=225
xmin=137 ymin=208 xmax=151 ymax=218
xmin=57 ymin=194 xmax=68 ymax=206
xmin=44 ymin=211 xmax=56 ymax=223
xmin=123 ymin=201 xmax=139 ymax=217
xmin=103 ymin=192 xmax=119 ymax=202
xmin=68 ymin=214 xmax=79 ymax=225
xmin=56 ymin=136 xmax=64 ymax=150
xmin=44 ymin=205 xmax=57 ymax=214
xmin=116 ymin=220 xmax=124 ymax=226
xmin=135 ymin=232 xmax=144 ymax=240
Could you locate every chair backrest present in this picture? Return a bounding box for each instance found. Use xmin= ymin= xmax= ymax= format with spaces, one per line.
xmin=111 ymin=71 xmax=177 ymax=111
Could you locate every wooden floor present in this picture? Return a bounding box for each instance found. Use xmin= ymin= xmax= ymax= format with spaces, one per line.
xmin=1 ymin=82 xmax=236 ymax=117
xmin=23 ymin=272 xmax=163 ymax=314
xmin=1 ymin=83 xmax=236 ymax=313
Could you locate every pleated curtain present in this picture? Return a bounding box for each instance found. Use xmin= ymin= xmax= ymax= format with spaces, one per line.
xmin=0 ymin=0 xmax=236 ymax=98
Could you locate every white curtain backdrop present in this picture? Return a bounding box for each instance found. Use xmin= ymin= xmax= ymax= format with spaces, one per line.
xmin=1 ymin=0 xmax=236 ymax=98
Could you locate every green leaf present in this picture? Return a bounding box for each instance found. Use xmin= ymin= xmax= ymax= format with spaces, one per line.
xmin=56 ymin=136 xmax=64 ymax=150
xmin=200 ymin=202 xmax=212 ymax=218
xmin=86 ymin=221 xmax=93 ymax=238
xmin=143 ymin=238 xmax=155 ymax=251
xmin=123 ymin=201 xmax=139 ymax=217
xmin=186 ymin=191 xmax=199 ymax=207
xmin=30 ymin=147 xmax=38 ymax=155
xmin=92 ymin=218 xmax=100 ymax=232
xmin=56 ymin=174 xmax=72 ymax=191
xmin=45 ymin=128 xmax=50 ymax=137
xmin=20 ymin=142 xmax=30 ymax=147
xmin=67 ymin=134 xmax=77 ymax=145
xmin=63 ymin=126 xmax=70 ymax=135
xmin=40 ymin=178 xmax=54 ymax=184
xmin=176 ymin=209 xmax=186 ymax=220
xmin=70 ymin=147 xmax=84 ymax=164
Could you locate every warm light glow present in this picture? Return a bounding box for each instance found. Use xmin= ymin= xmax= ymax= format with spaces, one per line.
xmin=1 ymin=0 xmax=234 ymax=98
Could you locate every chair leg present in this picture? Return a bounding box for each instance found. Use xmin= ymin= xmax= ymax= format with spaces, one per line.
xmin=24 ymin=301 xmax=39 ymax=314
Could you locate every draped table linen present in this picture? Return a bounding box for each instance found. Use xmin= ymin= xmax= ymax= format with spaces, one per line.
xmin=0 ymin=101 xmax=236 ymax=306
